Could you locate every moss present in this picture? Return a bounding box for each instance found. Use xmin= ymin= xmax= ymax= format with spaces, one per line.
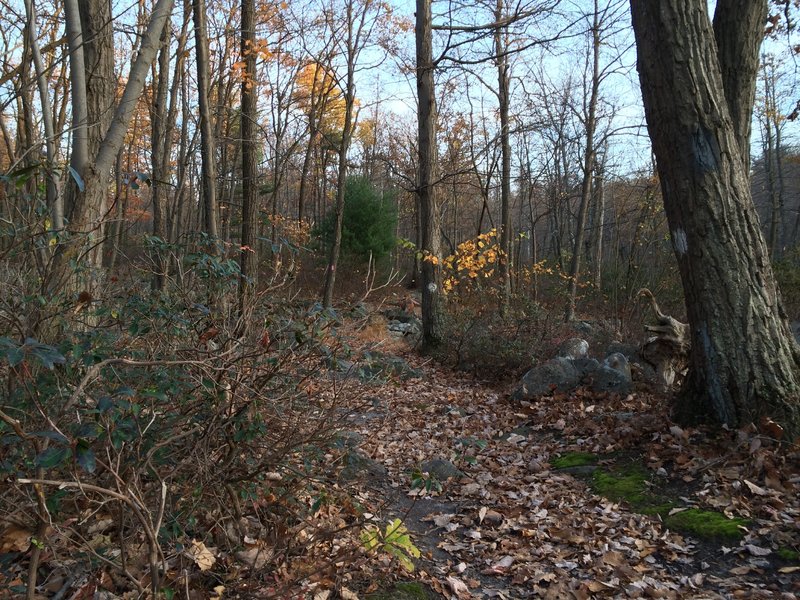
xmin=366 ymin=581 xmax=430 ymax=600
xmin=664 ymin=509 xmax=749 ymax=542
xmin=551 ymin=451 xmax=598 ymax=469
xmin=592 ymin=466 xmax=650 ymax=506
xmin=777 ymin=547 xmax=800 ymax=561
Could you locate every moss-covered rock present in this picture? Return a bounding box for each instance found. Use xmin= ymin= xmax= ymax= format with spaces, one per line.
xmin=366 ymin=581 xmax=432 ymax=600
xmin=778 ymin=547 xmax=800 ymax=561
xmin=664 ymin=509 xmax=749 ymax=542
xmin=592 ymin=465 xmax=651 ymax=506
xmin=551 ymin=451 xmax=598 ymax=469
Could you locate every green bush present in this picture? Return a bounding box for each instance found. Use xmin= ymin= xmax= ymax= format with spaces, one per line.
xmin=316 ymin=176 xmax=397 ymax=262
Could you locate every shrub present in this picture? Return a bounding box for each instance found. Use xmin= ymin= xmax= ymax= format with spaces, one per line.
xmin=316 ymin=176 xmax=397 ymax=262
xmin=0 ymin=239 xmax=373 ymax=597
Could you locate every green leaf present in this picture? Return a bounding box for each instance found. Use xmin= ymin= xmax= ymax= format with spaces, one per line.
xmin=76 ymin=444 xmax=96 ymax=473
xmin=30 ymin=430 xmax=70 ymax=444
xmin=6 ymin=347 xmax=24 ymax=367
xmin=35 ymin=446 xmax=70 ymax=469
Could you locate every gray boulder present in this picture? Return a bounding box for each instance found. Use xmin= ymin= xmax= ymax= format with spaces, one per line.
xmin=589 ymin=352 xmax=632 ymax=394
xmin=512 ymin=357 xmax=580 ymax=400
xmin=420 ymin=458 xmax=464 ymax=480
xmin=557 ymin=337 xmax=590 ymax=359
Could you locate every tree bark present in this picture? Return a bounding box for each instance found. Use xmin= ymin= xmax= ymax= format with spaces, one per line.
xmin=630 ymin=0 xmax=800 ymax=436
xmin=495 ymin=0 xmax=512 ymax=308
xmin=46 ymin=0 xmax=174 ymax=299
xmin=565 ymin=0 xmax=600 ymax=322
xmin=151 ymin=19 xmax=171 ymax=290
xmin=239 ymin=0 xmax=258 ymax=323
xmin=192 ymin=0 xmax=219 ymax=237
xmin=416 ymin=0 xmax=443 ymax=349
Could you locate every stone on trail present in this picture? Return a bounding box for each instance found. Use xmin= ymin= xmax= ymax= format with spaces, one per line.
xmin=420 ymin=458 xmax=464 ymax=480
xmin=512 ymin=357 xmax=580 ymax=401
xmin=557 ymin=337 xmax=590 ymax=359
xmin=589 ymin=352 xmax=632 ymax=394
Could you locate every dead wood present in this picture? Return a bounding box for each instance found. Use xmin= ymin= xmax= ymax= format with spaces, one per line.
xmin=636 ymin=289 xmax=690 ymax=388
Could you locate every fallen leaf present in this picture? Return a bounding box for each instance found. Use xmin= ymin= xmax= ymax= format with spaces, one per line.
xmin=0 ymin=525 xmax=32 ymax=552
xmin=743 ymin=479 xmax=769 ymax=496
xmin=188 ymin=539 xmax=216 ymax=571
xmin=446 ymin=575 xmax=470 ymax=598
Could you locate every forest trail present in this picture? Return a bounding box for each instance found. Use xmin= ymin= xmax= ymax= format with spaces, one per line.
xmin=339 ymin=353 xmax=800 ymax=599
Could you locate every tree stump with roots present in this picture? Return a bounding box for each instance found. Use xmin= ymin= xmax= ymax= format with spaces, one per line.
xmin=637 ymin=289 xmax=690 ymax=389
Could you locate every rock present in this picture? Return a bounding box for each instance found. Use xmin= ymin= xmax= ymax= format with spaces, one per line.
xmin=359 ymin=352 xmax=423 ymax=380
xmin=512 ymin=357 xmax=580 ymax=400
xmin=557 ymin=337 xmax=589 ymax=359
xmin=388 ymin=320 xmax=421 ymax=336
xmin=572 ymin=357 xmax=600 ymax=378
xmin=606 ymin=341 xmax=640 ymax=360
xmin=340 ymin=449 xmax=387 ymax=481
xmin=366 ymin=582 xmax=432 ymax=600
xmin=420 ymin=458 xmax=464 ymax=480
xmin=481 ymin=509 xmax=504 ymax=526
xmin=589 ymin=352 xmax=632 ymax=394
xmin=332 ymin=431 xmax=363 ymax=449
xmin=383 ymin=307 xmax=417 ymax=323
xmin=792 ymin=321 xmax=800 ymax=344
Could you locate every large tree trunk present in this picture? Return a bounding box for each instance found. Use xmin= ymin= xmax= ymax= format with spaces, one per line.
xmin=630 ymin=0 xmax=800 ymax=436
xmin=416 ymin=0 xmax=443 ymax=349
xmin=45 ymin=0 xmax=174 ymax=302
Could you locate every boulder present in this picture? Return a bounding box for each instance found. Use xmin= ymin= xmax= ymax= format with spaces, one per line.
xmin=589 ymin=352 xmax=632 ymax=394
xmin=340 ymin=449 xmax=387 ymax=481
xmin=420 ymin=458 xmax=464 ymax=480
xmin=512 ymin=357 xmax=580 ymax=400
xmin=557 ymin=337 xmax=589 ymax=359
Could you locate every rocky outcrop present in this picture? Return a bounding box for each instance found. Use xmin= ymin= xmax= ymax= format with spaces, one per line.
xmin=512 ymin=339 xmax=634 ymax=401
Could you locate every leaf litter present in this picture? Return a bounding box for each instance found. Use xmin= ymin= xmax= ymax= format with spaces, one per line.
xmin=338 ymin=353 xmax=800 ymax=599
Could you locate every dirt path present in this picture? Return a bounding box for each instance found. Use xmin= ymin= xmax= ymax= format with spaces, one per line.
xmin=343 ymin=357 xmax=800 ymax=599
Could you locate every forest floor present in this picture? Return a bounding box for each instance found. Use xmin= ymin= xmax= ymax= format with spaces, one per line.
xmin=4 ymin=307 xmax=800 ymax=599
xmin=307 ymin=322 xmax=800 ymax=599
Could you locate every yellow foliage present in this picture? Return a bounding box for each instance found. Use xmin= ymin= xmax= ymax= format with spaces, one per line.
xmin=294 ymin=62 xmax=346 ymax=134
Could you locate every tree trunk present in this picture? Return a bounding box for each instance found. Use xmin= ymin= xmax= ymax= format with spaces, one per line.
xmin=239 ymin=0 xmax=258 ymax=322
xmin=321 ymin=0 xmax=359 ymax=309
xmin=24 ymin=0 xmax=61 ymax=229
xmin=630 ymin=0 xmax=800 ymax=436
xmin=46 ymin=0 xmax=174 ymax=300
xmin=565 ymin=0 xmax=600 ymax=322
xmin=495 ymin=0 xmax=512 ymax=308
xmin=151 ymin=19 xmax=170 ymax=290
xmin=416 ymin=0 xmax=443 ymax=349
xmin=192 ymin=0 xmax=219 ymax=237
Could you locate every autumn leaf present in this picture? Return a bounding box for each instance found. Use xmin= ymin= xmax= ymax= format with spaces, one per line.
xmin=188 ymin=539 xmax=216 ymax=571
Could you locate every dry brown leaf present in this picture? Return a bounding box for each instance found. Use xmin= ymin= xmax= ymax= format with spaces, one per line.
xmin=743 ymin=479 xmax=769 ymax=496
xmin=446 ymin=575 xmax=471 ymax=598
xmin=188 ymin=539 xmax=216 ymax=571
xmin=0 ymin=525 xmax=31 ymax=552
